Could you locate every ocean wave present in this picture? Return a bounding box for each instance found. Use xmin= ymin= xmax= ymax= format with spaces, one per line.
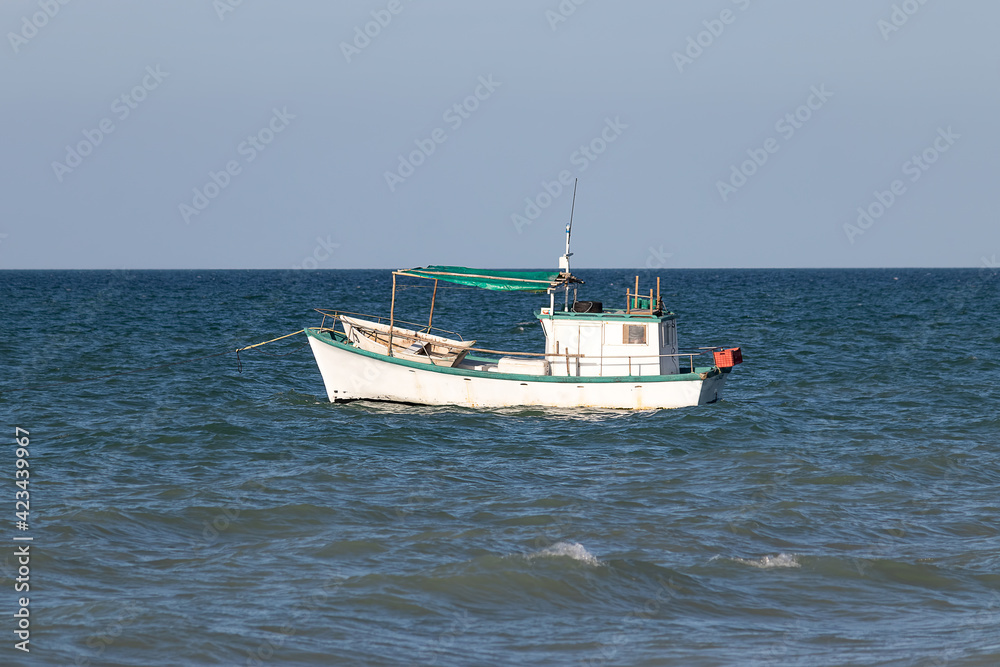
xmin=729 ymin=553 xmax=801 ymax=569
xmin=527 ymin=541 xmax=601 ymax=566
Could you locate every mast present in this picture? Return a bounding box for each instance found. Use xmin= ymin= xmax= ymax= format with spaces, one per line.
xmin=558 ymin=179 xmax=578 ymax=310
xmin=559 ymin=178 xmax=578 ymax=274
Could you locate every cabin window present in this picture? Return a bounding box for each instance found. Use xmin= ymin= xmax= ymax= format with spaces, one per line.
xmin=624 ymin=324 xmax=646 ymax=345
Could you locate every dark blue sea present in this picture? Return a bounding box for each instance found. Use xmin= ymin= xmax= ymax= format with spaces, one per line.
xmin=2 ymin=268 xmax=999 ymax=666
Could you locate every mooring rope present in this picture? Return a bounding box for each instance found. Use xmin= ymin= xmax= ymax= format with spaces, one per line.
xmin=1 ymin=330 xmax=306 ymax=396
xmin=252 ymin=342 xmax=310 ymax=358
xmin=234 ymin=330 xmax=305 ymax=372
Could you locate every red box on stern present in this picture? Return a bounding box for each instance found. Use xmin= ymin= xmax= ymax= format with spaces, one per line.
xmin=713 ymin=347 xmax=743 ymax=368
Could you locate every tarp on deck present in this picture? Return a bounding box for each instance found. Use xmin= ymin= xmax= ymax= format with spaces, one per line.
xmin=395 ymin=266 xmax=579 ymax=292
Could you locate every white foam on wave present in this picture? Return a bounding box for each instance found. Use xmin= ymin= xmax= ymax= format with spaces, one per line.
xmin=731 ymin=553 xmax=801 ymax=569
xmin=529 ymin=541 xmax=601 ymax=566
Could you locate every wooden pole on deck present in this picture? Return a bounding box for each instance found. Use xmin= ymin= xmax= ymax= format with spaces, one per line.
xmin=427 ymin=279 xmax=438 ymax=331
xmin=388 ymin=272 xmax=397 ymax=356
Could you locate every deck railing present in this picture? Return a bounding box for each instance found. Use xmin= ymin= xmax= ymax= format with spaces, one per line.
xmin=541 ymin=348 xmax=722 ymax=377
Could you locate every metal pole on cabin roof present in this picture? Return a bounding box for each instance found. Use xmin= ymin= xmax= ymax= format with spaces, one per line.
xmin=559 ymin=178 xmax=578 ymax=275
xmin=566 ymin=179 xmax=577 ymax=257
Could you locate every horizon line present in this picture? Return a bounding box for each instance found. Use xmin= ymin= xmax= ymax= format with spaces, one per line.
xmin=0 ymin=266 xmax=990 ymax=271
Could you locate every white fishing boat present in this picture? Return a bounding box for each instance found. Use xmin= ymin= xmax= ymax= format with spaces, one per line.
xmin=305 ymin=194 xmax=743 ymax=410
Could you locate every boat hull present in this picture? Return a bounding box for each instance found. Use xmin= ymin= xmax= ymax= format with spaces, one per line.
xmin=306 ymin=329 xmax=727 ymax=410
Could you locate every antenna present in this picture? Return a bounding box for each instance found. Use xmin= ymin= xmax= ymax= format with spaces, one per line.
xmin=559 ymin=178 xmax=578 ymax=273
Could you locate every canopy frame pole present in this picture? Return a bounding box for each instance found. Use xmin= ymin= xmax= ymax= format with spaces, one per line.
xmin=388 ymin=272 xmax=397 ymax=357
xmin=427 ymin=279 xmax=438 ymax=332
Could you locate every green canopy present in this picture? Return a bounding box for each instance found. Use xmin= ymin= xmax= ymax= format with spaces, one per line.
xmin=395 ymin=266 xmax=577 ymax=292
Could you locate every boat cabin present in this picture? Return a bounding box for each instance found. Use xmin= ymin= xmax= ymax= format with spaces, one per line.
xmin=537 ymin=280 xmax=679 ymax=377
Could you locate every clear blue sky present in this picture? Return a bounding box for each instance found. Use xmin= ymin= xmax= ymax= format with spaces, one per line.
xmin=2 ymin=0 xmax=997 ymax=269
